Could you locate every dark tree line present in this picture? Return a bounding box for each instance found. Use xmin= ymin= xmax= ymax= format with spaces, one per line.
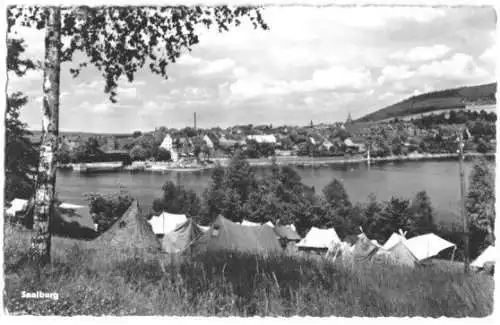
xmin=5 ymin=38 xmax=38 ymax=202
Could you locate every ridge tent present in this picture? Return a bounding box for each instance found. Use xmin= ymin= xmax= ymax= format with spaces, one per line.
xmin=382 ymin=233 xmax=404 ymax=250
xmin=357 ymin=232 xmax=418 ymax=267
xmin=385 ymin=240 xmax=419 ymax=267
xmin=6 ymin=198 xmax=29 ymax=217
xmin=162 ymin=219 xmax=204 ymax=253
xmin=273 ymin=225 xmax=301 ymax=253
xmin=296 ymin=227 xmax=341 ymax=252
xmin=191 ymin=215 xmax=282 ymax=255
xmin=92 ymin=200 xmax=161 ymax=252
xmin=59 ymin=202 xmax=85 ymax=210
xmin=471 ymin=246 xmax=496 ymax=268
xmin=198 ymin=225 xmax=210 ymax=232
xmin=382 ymin=230 xmax=408 ymax=250
xmin=404 ymin=233 xmax=456 ymax=261
xmin=352 ymin=233 xmax=380 ymax=262
xmin=148 ymin=212 xmax=187 ymax=236
xmin=274 ymin=225 xmax=301 ymax=242
xmin=241 ymin=220 xmax=261 ymax=227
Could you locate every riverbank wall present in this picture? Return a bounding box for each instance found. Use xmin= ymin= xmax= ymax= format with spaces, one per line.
xmin=212 ymin=152 xmax=495 ymax=168
xmin=60 ymin=152 xmax=495 ymax=172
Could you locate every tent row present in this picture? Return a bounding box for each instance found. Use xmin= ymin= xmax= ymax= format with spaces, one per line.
xmin=336 ymin=230 xmax=460 ymax=268
xmin=5 ymin=198 xmax=496 ymax=271
xmin=5 ymin=198 xmax=88 ymax=217
xmin=148 ymin=211 xmax=301 ymax=254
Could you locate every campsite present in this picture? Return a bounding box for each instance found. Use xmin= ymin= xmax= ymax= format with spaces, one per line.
xmin=3 ymin=194 xmax=495 ymax=316
xmin=4 ymin=3 xmax=497 ymax=318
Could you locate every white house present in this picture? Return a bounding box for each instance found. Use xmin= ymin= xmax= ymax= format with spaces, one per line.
xmin=246 ymin=134 xmax=277 ymax=144
xmin=321 ymin=139 xmax=334 ymax=151
xmin=203 ymin=134 xmax=214 ymax=149
xmin=159 ymin=133 xmax=179 ymax=162
xmin=160 ymin=134 xmax=174 ymax=151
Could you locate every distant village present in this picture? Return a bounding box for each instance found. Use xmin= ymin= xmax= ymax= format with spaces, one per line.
xmin=29 ymin=108 xmax=497 ymax=168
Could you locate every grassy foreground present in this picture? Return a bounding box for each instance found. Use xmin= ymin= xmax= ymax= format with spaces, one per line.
xmin=3 ymin=223 xmax=494 ymax=317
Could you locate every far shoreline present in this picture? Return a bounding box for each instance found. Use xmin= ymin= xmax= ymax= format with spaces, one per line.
xmin=60 ymin=152 xmax=496 ymax=173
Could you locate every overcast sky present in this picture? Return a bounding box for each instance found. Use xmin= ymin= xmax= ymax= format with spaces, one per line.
xmin=7 ymin=5 xmax=497 ymax=133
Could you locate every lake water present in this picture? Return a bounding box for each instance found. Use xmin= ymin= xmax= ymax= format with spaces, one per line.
xmin=55 ymin=160 xmax=494 ymax=227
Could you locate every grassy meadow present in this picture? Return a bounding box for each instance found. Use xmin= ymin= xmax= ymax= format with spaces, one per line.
xmin=3 ymin=222 xmax=494 ymax=317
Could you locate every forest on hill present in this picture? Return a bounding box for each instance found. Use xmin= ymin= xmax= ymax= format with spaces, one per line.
xmin=358 ymin=83 xmax=497 ymax=123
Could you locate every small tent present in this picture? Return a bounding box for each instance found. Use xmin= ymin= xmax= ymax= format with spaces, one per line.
xmin=6 ymin=198 xmax=29 ymax=217
xmin=352 ymin=233 xmax=380 ymax=262
xmin=405 ymin=233 xmax=456 ymax=261
xmin=241 ymin=220 xmax=261 ymax=227
xmin=162 ymin=219 xmax=204 ymax=253
xmin=382 ymin=230 xmax=408 ymax=250
xmin=471 ymin=246 xmax=496 ymax=268
xmin=191 ymin=215 xmax=282 ymax=255
xmin=241 ymin=220 xmax=275 ymax=228
xmin=385 ymin=240 xmax=419 ymax=267
xmin=93 ymin=201 xmax=161 ymax=252
xmin=198 ymin=224 xmax=210 ymax=232
xmin=148 ymin=212 xmax=187 ymax=236
xmin=273 ymin=225 xmax=301 ymax=252
xmin=59 ymin=202 xmax=85 ymax=210
xmin=296 ymin=227 xmax=341 ymax=252
xmin=274 ymin=225 xmax=301 ymax=242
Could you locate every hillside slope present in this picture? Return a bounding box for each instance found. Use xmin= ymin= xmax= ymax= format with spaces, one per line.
xmin=358 ymin=83 xmax=497 ymax=122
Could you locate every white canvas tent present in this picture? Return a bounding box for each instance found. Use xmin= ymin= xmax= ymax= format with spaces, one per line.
xmin=59 ymin=203 xmax=85 ymax=210
xmin=148 ymin=212 xmax=187 ymax=235
xmin=241 ymin=220 xmax=261 ymax=227
xmin=198 ymin=225 xmax=210 ymax=232
xmin=405 ymin=233 xmax=456 ymax=261
xmin=382 ymin=233 xmax=405 ymax=250
xmin=241 ymin=220 xmax=275 ymax=228
xmin=376 ymin=232 xmax=419 ymax=267
xmin=265 ymin=221 xmax=274 ymax=228
xmin=296 ymin=227 xmax=341 ymax=250
xmin=471 ymin=246 xmax=496 ymax=268
xmin=6 ymin=198 xmax=28 ymax=217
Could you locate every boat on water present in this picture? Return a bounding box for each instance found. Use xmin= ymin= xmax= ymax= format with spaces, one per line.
xmin=74 ymin=162 xmax=124 ymax=173
xmin=146 ymin=165 xmax=211 ymax=173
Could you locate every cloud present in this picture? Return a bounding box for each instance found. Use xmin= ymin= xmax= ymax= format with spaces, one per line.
xmin=7 ymin=6 xmax=496 ymax=131
xmin=377 ymin=65 xmax=415 ymax=85
xmin=378 ymin=92 xmax=395 ymax=100
xmin=229 ymin=64 xmax=373 ymax=100
xmin=138 ymin=100 xmax=176 ymax=119
xmin=176 ymin=54 xmax=203 ymax=66
xmin=416 ymin=53 xmax=488 ymax=80
xmin=304 ymin=96 xmax=315 ymax=105
xmin=90 ymin=102 xmax=111 ymax=113
xmin=479 ymin=45 xmax=496 ymax=64
xmin=390 ymin=44 xmax=451 ymax=62
xmin=117 ymin=86 xmax=138 ymax=99
xmin=197 ymin=58 xmax=236 ymax=75
xmin=309 ymin=66 xmax=372 ymax=91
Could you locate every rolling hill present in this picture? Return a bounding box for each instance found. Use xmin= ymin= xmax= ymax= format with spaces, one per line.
xmin=357 ymin=83 xmax=497 ymax=123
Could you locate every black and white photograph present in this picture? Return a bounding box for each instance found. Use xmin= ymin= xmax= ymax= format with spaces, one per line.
xmin=1 ymin=0 xmax=497 ymax=318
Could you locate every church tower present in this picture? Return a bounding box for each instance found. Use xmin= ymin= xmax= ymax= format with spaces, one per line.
xmin=346 ymin=112 xmax=353 ymax=124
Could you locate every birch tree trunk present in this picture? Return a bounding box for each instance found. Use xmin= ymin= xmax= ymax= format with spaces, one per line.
xmin=30 ymin=6 xmax=61 ymax=265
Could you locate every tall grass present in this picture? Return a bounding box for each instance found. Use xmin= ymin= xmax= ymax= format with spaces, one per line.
xmin=3 ymin=224 xmax=494 ymax=316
